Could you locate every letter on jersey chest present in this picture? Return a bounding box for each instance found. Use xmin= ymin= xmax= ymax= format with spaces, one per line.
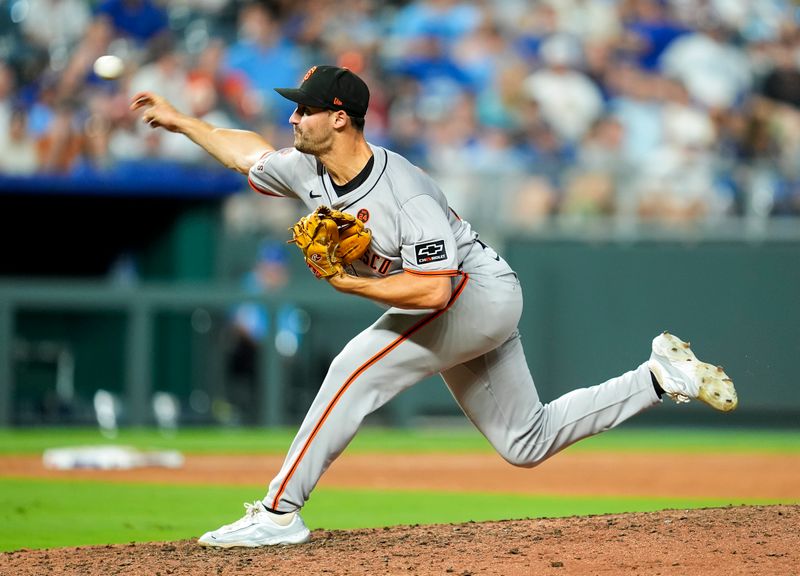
xmin=359 ymin=247 xmax=392 ymax=275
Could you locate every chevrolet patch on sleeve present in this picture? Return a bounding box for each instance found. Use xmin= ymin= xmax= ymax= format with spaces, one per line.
xmin=415 ymin=240 xmax=447 ymax=264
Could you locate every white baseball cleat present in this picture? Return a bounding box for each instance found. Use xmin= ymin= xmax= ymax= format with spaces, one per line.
xmin=648 ymin=332 xmax=738 ymax=412
xmin=197 ymin=501 xmax=310 ymax=548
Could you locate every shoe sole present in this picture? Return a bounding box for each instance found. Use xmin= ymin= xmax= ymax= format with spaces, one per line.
xmin=197 ymin=530 xmax=311 ymax=548
xmin=654 ymin=332 xmax=738 ymax=412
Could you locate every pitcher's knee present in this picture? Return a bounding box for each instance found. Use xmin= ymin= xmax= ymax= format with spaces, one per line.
xmin=498 ymin=445 xmax=551 ymax=468
xmin=494 ymin=420 xmax=554 ymax=468
xmin=500 ymin=452 xmax=539 ymax=468
xmin=325 ymin=352 xmax=357 ymax=385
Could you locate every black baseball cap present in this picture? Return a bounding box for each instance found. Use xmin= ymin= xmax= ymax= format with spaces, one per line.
xmin=275 ymin=65 xmax=370 ymax=119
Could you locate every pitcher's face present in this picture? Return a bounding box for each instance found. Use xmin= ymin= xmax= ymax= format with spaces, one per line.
xmin=290 ymin=105 xmax=334 ymax=156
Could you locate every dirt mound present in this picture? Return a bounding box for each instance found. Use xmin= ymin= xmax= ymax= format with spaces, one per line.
xmin=2 ymin=505 xmax=797 ymax=576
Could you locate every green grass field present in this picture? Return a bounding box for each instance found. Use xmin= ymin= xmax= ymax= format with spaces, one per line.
xmin=1 ymin=426 xmax=798 ymax=552
xmin=2 ymin=425 xmax=799 ymax=455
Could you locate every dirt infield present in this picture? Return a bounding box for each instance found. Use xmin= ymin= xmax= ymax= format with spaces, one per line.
xmin=2 ymin=505 xmax=798 ymax=575
xmin=3 ymin=452 xmax=800 ymax=574
xmin=3 ymin=450 xmax=800 ymax=498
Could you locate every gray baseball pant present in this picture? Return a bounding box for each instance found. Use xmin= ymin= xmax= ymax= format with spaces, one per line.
xmin=265 ymin=271 xmax=660 ymax=511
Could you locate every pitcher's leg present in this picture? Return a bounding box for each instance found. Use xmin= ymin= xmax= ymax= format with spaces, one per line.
xmin=264 ymin=309 xmax=448 ymax=511
xmin=265 ymin=273 xmax=518 ymax=511
xmin=442 ymin=333 xmax=660 ymax=467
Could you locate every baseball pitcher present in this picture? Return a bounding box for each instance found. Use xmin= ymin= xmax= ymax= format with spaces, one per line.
xmin=131 ymin=65 xmax=737 ymax=548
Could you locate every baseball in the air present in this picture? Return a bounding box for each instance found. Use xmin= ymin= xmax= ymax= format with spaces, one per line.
xmin=93 ymin=55 xmax=125 ymax=80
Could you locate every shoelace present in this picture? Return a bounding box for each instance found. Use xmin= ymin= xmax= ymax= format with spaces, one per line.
xmin=243 ymin=501 xmax=263 ymax=516
xmin=659 ymin=355 xmax=694 ymax=404
xmin=667 ymin=391 xmax=691 ymax=404
xmin=220 ymin=501 xmax=265 ymax=530
xmin=663 ymin=373 xmax=691 ymax=404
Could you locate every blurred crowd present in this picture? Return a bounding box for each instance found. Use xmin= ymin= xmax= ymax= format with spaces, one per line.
xmin=2 ymin=0 xmax=800 ymax=227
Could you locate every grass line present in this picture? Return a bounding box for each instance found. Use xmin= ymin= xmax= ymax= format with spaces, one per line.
xmin=1 ymin=478 xmax=794 ymax=552
xmin=0 ymin=427 xmax=798 ymax=455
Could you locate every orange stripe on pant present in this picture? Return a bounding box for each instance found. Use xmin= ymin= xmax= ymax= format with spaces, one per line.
xmin=270 ymin=273 xmax=470 ymax=510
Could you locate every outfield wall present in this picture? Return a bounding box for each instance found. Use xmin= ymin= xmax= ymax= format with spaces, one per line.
xmin=506 ymin=234 xmax=800 ymax=426
xmin=1 ymin=232 xmax=798 ymax=428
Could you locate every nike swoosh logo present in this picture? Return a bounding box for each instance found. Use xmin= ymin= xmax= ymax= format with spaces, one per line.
xmin=309 ymin=190 xmax=321 ymax=199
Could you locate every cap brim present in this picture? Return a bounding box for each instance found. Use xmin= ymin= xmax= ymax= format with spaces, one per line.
xmin=274 ymin=88 xmax=329 ymax=109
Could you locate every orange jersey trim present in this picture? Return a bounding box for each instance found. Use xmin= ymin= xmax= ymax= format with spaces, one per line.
xmin=247 ymin=175 xmax=285 ymax=197
xmin=404 ymin=268 xmax=461 ymax=277
xmin=271 ymin=273 xmax=470 ymax=509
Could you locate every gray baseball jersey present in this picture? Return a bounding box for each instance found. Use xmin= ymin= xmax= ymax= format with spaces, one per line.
xmin=249 ymin=144 xmax=660 ymax=512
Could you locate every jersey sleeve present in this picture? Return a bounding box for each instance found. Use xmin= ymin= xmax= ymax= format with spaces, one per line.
xmin=399 ymin=194 xmax=460 ymax=276
xmin=247 ymin=148 xmax=305 ymax=199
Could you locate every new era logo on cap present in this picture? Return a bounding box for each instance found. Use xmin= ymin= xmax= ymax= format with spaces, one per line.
xmin=274 ymin=65 xmax=370 ymax=118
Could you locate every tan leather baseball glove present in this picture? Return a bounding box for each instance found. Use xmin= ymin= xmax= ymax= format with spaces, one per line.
xmin=288 ymin=205 xmax=372 ymax=278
